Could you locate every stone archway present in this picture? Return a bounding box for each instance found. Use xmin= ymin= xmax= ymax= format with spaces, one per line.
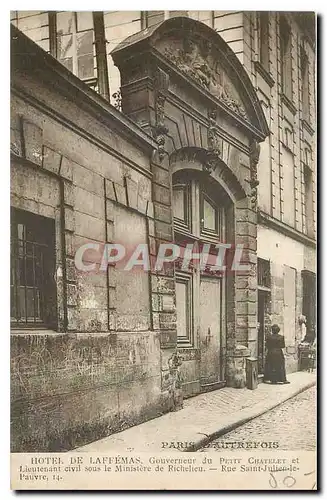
xmin=169 ymin=148 xmax=257 ymax=394
xmin=112 ymin=17 xmax=269 ymax=395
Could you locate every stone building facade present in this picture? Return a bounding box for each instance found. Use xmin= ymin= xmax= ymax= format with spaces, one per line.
xmin=10 ymin=11 xmax=316 ymax=451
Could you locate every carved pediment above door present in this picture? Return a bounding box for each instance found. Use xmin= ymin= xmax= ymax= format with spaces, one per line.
xmin=112 ymin=16 xmax=269 ymax=143
xmin=159 ymin=35 xmax=248 ymax=121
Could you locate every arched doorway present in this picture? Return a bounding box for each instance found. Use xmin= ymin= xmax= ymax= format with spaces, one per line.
xmin=113 ymin=15 xmax=270 ymax=394
xmin=172 ymin=167 xmax=233 ymax=396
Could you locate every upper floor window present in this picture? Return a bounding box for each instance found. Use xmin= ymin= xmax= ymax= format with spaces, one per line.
xmin=300 ymin=46 xmax=310 ymax=122
xmin=257 ymin=12 xmax=270 ymax=72
xmin=304 ymin=146 xmax=312 ymax=166
xmin=11 ymin=11 xmax=109 ymax=99
xmin=11 ymin=208 xmax=57 ymax=329
xmin=56 ymin=12 xmax=96 ymax=83
xmin=10 ymin=11 xmax=50 ymax=52
xmin=280 ymin=16 xmax=292 ymax=101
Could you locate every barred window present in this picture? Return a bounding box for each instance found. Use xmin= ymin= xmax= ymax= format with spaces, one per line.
xmin=11 ymin=208 xmax=57 ymax=329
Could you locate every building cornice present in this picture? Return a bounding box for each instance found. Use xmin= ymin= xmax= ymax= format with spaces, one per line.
xmin=258 ymin=210 xmax=316 ymax=248
xmin=11 ymin=86 xmax=153 ymax=181
xmin=302 ymin=119 xmax=315 ymax=136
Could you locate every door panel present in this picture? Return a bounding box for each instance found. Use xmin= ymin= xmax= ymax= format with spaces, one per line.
xmin=199 ymin=277 xmax=222 ymax=387
xmin=175 ymin=273 xmax=192 ymax=344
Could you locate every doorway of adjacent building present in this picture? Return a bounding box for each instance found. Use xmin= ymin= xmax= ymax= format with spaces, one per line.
xmin=257 ymin=258 xmax=271 ymax=374
xmin=301 ymin=270 xmax=316 ymax=342
xmin=257 ymin=290 xmax=269 ymax=374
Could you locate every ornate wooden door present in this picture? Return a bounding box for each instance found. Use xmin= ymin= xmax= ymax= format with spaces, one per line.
xmin=173 ymin=171 xmax=227 ymax=397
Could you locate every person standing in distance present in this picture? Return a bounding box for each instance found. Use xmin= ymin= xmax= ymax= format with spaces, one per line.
xmin=263 ymin=324 xmax=290 ymax=384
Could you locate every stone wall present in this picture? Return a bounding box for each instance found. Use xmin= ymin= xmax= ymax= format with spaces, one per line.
xmin=11 ymin=331 xmax=163 ymax=452
xmin=10 ymin=34 xmax=166 ymax=451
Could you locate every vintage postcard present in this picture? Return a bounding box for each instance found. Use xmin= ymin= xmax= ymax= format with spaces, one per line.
xmin=10 ymin=10 xmax=317 ymax=490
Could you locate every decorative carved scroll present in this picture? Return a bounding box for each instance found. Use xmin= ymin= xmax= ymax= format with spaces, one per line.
xmin=112 ymin=89 xmax=122 ymax=111
xmin=200 ymin=108 xmax=222 ymax=174
xmin=249 ymin=140 xmax=261 ymax=209
xmin=153 ymin=68 xmax=169 ymax=161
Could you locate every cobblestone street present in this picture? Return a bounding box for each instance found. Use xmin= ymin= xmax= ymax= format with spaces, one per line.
xmin=201 ymin=386 xmax=316 ymax=452
xmin=75 ymin=372 xmax=315 ymax=452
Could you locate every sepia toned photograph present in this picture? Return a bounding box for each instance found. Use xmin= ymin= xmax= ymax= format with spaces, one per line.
xmin=10 ymin=9 xmax=317 ymax=490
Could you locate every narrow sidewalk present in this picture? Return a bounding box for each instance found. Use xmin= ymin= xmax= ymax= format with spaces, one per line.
xmin=74 ymin=371 xmax=316 ymax=453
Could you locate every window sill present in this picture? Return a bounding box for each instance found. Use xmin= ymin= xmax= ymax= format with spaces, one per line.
xmin=254 ymin=61 xmax=275 ymax=88
xmin=177 ymin=341 xmax=194 ymax=348
xmin=258 ymin=285 xmax=271 ymax=292
xmin=281 ymin=93 xmax=297 ymax=115
xmin=81 ymin=76 xmax=98 ymax=90
xmin=174 ymin=225 xmax=197 ymax=241
xmin=10 ymin=328 xmax=60 ymax=336
xmin=200 ymin=229 xmax=220 ymax=242
xmin=177 ymin=346 xmax=200 ymax=360
xmin=173 ymin=219 xmax=192 ymax=234
xmin=302 ymin=118 xmax=315 ymax=136
xmin=281 ymin=141 xmax=295 ymax=155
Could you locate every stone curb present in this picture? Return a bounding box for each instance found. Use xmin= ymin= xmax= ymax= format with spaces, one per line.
xmin=185 ymin=379 xmax=317 ymax=452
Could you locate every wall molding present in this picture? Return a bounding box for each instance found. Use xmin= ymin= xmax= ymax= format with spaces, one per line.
xmin=258 ymin=210 xmax=316 ymax=248
xmin=11 ymin=87 xmax=154 ymax=182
